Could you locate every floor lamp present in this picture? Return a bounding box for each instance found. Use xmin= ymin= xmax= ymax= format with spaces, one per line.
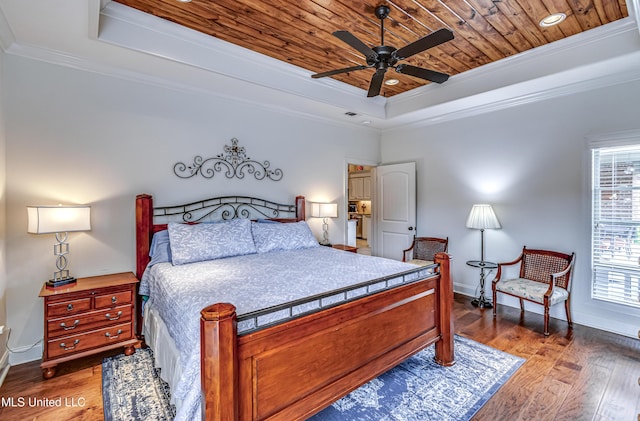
xmin=466 ymin=204 xmax=501 ymax=308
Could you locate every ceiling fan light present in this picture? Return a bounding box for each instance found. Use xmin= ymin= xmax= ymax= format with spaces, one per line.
xmin=385 ymin=78 xmax=399 ymax=86
xmin=539 ymin=13 xmax=566 ymax=27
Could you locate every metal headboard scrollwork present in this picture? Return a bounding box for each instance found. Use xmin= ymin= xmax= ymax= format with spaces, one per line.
xmin=173 ymin=138 xmax=283 ymax=181
xmin=153 ymin=196 xmax=297 ymax=224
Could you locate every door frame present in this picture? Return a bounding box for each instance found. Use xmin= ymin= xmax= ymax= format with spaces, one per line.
xmin=344 ymin=158 xmax=378 ymax=253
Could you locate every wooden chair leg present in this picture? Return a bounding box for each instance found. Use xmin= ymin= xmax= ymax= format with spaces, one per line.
xmin=492 ymin=289 xmax=497 ymax=317
xmin=519 ymin=298 xmax=525 ymax=312
xmin=543 ymin=305 xmax=550 ymax=336
xmin=565 ymin=298 xmax=573 ymax=328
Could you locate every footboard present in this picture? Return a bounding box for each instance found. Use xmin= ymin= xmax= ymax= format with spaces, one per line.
xmin=200 ymin=252 xmax=454 ymax=421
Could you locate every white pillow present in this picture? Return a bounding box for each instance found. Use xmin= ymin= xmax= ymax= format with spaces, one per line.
xmin=168 ymin=218 xmax=256 ymax=265
xmin=251 ymin=221 xmax=319 ymax=253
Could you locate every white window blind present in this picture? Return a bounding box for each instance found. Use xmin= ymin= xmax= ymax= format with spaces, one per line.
xmin=592 ymin=144 xmax=640 ymax=308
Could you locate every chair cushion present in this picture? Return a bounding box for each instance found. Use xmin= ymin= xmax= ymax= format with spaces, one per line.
xmin=407 ymin=259 xmax=434 ymax=266
xmin=496 ymin=278 xmax=569 ymax=305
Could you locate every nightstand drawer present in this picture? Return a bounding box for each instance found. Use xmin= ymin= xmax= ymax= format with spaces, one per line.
xmin=47 ymin=304 xmax=133 ymax=338
xmin=47 ymin=297 xmax=92 ymax=317
xmin=95 ymin=290 xmax=132 ymax=308
xmin=47 ymin=322 xmax=133 ymax=359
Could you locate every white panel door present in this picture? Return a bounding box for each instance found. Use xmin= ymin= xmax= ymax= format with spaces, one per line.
xmin=375 ymin=162 xmax=416 ymax=260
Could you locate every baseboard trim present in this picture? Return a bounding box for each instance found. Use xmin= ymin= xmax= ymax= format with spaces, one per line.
xmin=8 ymin=343 xmax=42 ymax=367
xmin=0 ymin=348 xmax=10 ymax=388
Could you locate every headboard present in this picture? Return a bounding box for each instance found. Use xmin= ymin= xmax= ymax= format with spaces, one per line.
xmin=135 ymin=194 xmax=306 ymax=279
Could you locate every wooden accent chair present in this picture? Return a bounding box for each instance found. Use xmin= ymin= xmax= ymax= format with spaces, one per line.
xmin=492 ymin=246 xmax=576 ymax=336
xmin=402 ymin=237 xmax=448 ymax=266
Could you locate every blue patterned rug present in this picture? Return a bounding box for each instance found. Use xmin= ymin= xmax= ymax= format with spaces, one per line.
xmin=310 ymin=335 xmax=524 ymax=420
xmin=103 ymin=335 xmax=523 ymax=421
xmin=102 ymin=348 xmax=176 ymax=421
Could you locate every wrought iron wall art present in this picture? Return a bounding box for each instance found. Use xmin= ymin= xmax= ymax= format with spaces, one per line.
xmin=173 ymin=137 xmax=283 ymax=181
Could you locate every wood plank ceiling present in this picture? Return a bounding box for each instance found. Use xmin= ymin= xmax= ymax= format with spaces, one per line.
xmin=113 ymin=0 xmax=629 ymax=97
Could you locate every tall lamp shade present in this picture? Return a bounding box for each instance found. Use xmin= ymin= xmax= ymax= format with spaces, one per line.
xmin=27 ymin=205 xmax=91 ymax=287
xmin=466 ymin=204 xmax=500 ymax=262
xmin=310 ymin=202 xmax=338 ymax=245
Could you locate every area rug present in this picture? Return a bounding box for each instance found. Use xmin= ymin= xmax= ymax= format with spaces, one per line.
xmin=103 ymin=335 xmax=524 ymax=421
xmin=102 ymin=348 xmax=176 ymax=421
xmin=310 ymin=335 xmax=524 ymax=420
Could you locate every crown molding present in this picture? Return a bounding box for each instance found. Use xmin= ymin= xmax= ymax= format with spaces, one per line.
xmin=382 ymin=48 xmax=640 ymax=132
xmin=385 ymin=18 xmax=640 ymax=121
xmin=5 ymin=40 xmax=383 ymax=135
xmin=3 ymin=0 xmax=639 ymax=132
xmin=98 ymin=2 xmax=385 ymax=120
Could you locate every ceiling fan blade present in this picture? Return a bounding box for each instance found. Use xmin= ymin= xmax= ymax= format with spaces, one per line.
xmin=311 ymin=65 xmax=368 ymax=79
xmin=396 ymin=64 xmax=450 ymax=84
xmin=333 ymin=30 xmax=378 ymax=62
xmin=393 ymin=28 xmax=454 ymax=61
xmin=367 ymin=68 xmax=386 ymax=97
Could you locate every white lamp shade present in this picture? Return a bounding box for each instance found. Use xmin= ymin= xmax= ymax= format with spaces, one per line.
xmin=466 ymin=204 xmax=501 ymax=230
xmin=27 ymin=205 xmax=91 ymax=234
xmin=310 ymin=203 xmax=338 ymax=218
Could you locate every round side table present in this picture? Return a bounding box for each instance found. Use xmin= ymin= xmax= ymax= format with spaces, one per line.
xmin=466 ymin=260 xmax=498 ymax=309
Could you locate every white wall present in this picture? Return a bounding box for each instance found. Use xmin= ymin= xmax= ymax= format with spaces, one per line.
xmin=381 ymin=79 xmax=640 ymax=338
xmin=3 ymin=55 xmax=380 ymax=364
xmin=0 ymin=48 xmax=9 ymax=380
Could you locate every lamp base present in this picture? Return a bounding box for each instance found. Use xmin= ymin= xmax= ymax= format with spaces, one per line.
xmin=471 ymin=296 xmax=493 ymax=309
xmin=46 ymin=277 xmax=77 ymax=288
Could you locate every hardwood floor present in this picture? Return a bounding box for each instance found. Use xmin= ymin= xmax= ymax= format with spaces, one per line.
xmin=1 ymin=293 xmax=639 ymax=420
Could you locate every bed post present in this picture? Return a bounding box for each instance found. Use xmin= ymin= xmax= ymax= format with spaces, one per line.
xmin=295 ymin=195 xmax=305 ymax=221
xmin=201 ymin=303 xmax=239 ymax=421
xmin=135 ymin=194 xmax=153 ymax=338
xmin=135 ymin=194 xmax=153 ymax=279
xmin=434 ymin=252 xmax=455 ymax=366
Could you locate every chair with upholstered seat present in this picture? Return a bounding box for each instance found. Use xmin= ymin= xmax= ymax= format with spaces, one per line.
xmin=402 ymin=237 xmax=448 ymax=266
xmin=492 ymin=246 xmax=575 ymax=336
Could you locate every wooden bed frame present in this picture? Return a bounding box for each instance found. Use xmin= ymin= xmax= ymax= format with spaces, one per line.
xmin=135 ymin=193 xmax=454 ymax=421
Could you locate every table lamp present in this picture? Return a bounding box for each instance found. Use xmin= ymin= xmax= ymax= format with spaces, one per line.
xmin=27 ymin=205 xmax=91 ymax=287
xmin=311 ymin=202 xmax=338 ymax=245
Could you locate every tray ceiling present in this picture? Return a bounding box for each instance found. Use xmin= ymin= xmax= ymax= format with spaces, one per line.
xmin=113 ymin=0 xmax=629 ymax=97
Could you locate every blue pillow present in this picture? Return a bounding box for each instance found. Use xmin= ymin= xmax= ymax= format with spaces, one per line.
xmin=148 ymin=230 xmax=171 ymax=267
xmin=251 ymin=221 xmax=319 ymax=253
xmin=168 ymin=218 xmax=257 ymax=265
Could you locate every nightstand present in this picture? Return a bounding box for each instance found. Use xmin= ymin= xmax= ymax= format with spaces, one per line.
xmin=332 ymin=244 xmax=358 ymax=253
xmin=38 ymin=272 xmax=139 ymax=379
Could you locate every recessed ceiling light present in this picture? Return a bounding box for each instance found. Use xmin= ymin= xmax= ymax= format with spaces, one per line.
xmin=539 ymin=13 xmax=566 ymax=27
xmin=385 ymin=79 xmax=399 ymax=86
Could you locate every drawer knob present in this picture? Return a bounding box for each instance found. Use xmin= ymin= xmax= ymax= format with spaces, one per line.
xmin=67 ymin=304 xmax=73 ymax=312
xmin=60 ymin=339 xmax=80 ymax=351
xmin=60 ymin=320 xmax=80 ymax=330
xmin=105 ymin=329 xmax=123 ymax=340
xmin=111 ymin=296 xmax=117 ymax=304
xmin=105 ymin=311 xmax=123 ymax=321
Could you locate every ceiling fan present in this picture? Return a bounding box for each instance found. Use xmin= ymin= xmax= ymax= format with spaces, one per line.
xmin=311 ymin=5 xmax=455 ymax=98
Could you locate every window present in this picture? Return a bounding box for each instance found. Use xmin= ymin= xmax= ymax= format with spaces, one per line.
xmin=592 ymin=144 xmax=640 ymax=307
